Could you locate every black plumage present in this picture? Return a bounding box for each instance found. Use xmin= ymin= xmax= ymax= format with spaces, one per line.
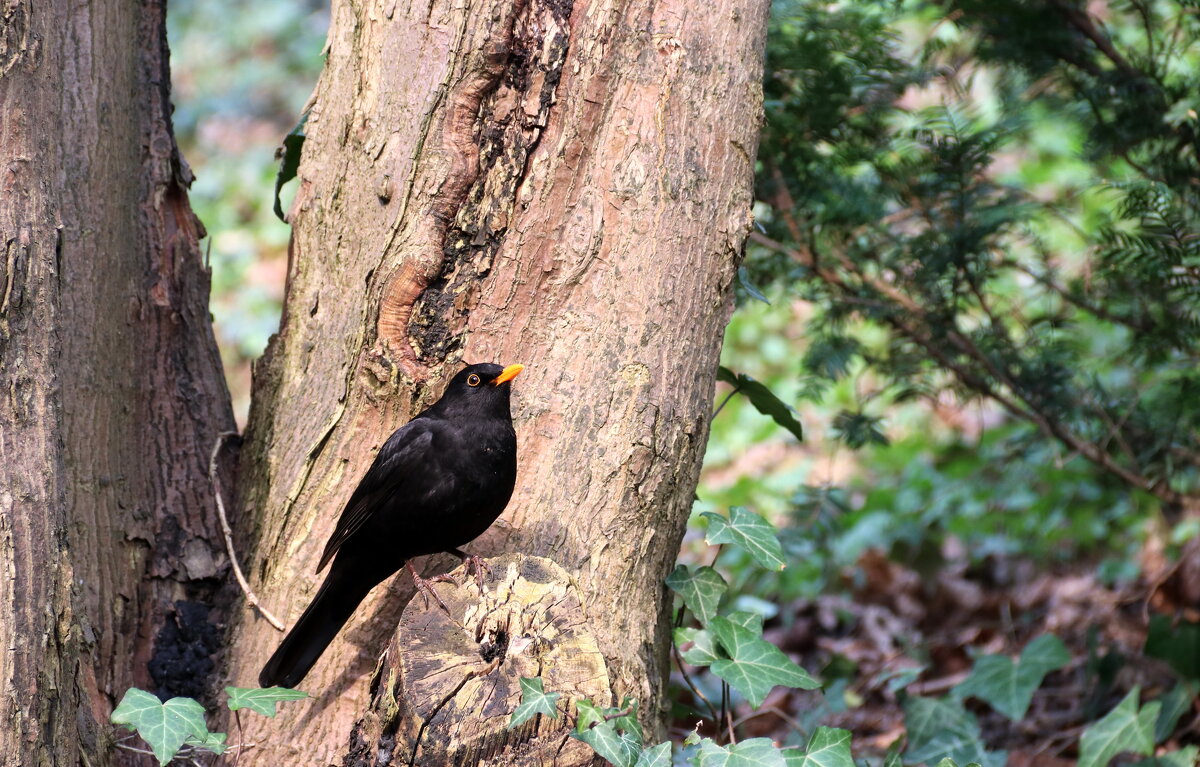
xmin=258 ymin=362 xmax=523 ymax=689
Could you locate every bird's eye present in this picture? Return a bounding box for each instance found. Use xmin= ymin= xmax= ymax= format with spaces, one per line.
xmin=467 ymin=373 xmax=481 ymax=387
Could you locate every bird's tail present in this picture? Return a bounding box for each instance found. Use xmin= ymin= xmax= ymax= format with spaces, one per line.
xmin=258 ymin=567 xmax=378 ymax=689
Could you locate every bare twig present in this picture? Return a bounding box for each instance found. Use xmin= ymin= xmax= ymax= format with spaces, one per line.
xmin=673 ymin=641 xmax=721 ymax=724
xmin=210 ymin=432 xmax=285 ymax=631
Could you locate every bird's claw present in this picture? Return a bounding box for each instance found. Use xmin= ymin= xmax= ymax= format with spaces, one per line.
xmin=463 ymin=555 xmax=491 ymax=591
xmin=405 ymin=562 xmax=453 ymax=616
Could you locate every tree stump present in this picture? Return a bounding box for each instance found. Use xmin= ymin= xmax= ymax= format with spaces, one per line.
xmin=347 ymin=553 xmax=610 ymax=766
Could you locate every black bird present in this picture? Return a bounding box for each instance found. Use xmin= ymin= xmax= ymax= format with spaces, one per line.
xmin=258 ymin=362 xmax=524 ymax=689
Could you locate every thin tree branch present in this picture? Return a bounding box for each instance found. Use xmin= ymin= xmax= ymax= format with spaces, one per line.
xmin=210 ymin=432 xmax=285 ymax=631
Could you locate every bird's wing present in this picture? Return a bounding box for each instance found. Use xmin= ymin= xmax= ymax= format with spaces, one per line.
xmin=315 ymin=419 xmax=437 ymax=572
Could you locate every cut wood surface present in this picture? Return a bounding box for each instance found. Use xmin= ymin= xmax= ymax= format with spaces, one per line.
xmin=351 ymin=553 xmax=607 ymax=766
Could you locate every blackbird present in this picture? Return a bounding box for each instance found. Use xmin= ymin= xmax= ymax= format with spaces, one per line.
xmin=258 ymin=362 xmax=523 ymax=689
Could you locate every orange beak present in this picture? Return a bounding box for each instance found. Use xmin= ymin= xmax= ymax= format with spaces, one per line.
xmin=492 ymin=363 xmax=524 ymax=385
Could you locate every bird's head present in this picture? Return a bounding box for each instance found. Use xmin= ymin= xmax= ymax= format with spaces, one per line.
xmin=435 ymin=362 xmax=524 ymax=418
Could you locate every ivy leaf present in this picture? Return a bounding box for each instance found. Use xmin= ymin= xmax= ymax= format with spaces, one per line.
xmin=716 ymin=367 xmax=804 ymax=441
xmin=1129 ymin=746 xmax=1199 ymax=767
xmin=953 ymin=634 xmax=1070 ymax=720
xmin=725 ymin=610 xmax=765 ymax=634
xmin=633 ymin=741 xmax=673 ymax=767
xmin=709 ymin=615 xmax=820 ymax=706
xmin=575 ymin=722 xmax=641 ymax=767
xmin=225 ymin=686 xmax=309 ymax=717
xmin=697 ymin=737 xmax=788 ymax=767
xmin=1078 ymin=687 xmax=1159 ymax=767
xmin=509 ymin=677 xmax=561 ymax=728
xmin=1154 ymin=682 xmax=1196 ymax=743
xmin=904 ymin=696 xmax=1006 ymax=767
xmin=273 ymin=112 xmax=308 ymax=221
xmin=781 ymin=727 xmax=854 ymax=767
xmin=110 ymin=688 xmax=210 ymax=766
xmin=703 ymin=508 xmax=787 ymax=571
xmin=675 ymin=627 xmax=721 ymax=667
xmin=573 ymin=698 xmax=643 ymax=767
xmin=184 ymin=731 xmax=228 ymax=755
xmin=665 ymin=565 xmax=727 ymax=626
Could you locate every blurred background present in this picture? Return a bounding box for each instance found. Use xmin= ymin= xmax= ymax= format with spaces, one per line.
xmin=171 ymin=0 xmax=1198 ymax=762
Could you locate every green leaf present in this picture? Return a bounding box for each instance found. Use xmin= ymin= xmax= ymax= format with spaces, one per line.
xmin=634 ymin=741 xmax=673 ymax=767
xmin=1154 ymin=682 xmax=1196 ymax=743
xmin=725 ymin=610 xmax=765 ymax=634
xmin=184 ymin=730 xmax=228 ymax=755
xmin=1145 ymin=615 xmax=1200 ymax=680
xmin=785 ymin=727 xmax=854 ymax=767
xmin=575 ymin=722 xmax=641 ymax=767
xmin=1128 ymin=745 xmax=1199 ymax=767
xmin=273 ymin=112 xmax=308 ymax=221
xmin=709 ymin=615 xmax=820 ymax=706
xmin=225 ymin=686 xmax=309 ymax=717
xmin=953 ymin=634 xmax=1070 ymax=720
xmin=738 ymin=266 xmax=771 ymax=304
xmin=509 ymin=677 xmax=561 ymax=728
xmin=831 ymin=409 xmax=888 ymax=449
xmin=665 ymin=565 xmax=727 ymax=626
xmin=702 ymin=507 xmax=787 ymax=571
xmin=675 ymin=627 xmax=721 ymax=666
xmin=1079 ymin=687 xmax=1159 ymax=767
xmin=903 ymin=696 xmax=1006 ymax=767
xmin=716 ymin=367 xmax=804 ymax=441
xmin=110 ymin=688 xmax=210 ymax=766
xmin=572 ymin=698 xmax=643 ymax=767
xmin=697 ymin=737 xmax=788 ymax=767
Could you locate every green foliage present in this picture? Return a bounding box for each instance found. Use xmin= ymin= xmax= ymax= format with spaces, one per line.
xmin=110 ymin=685 xmax=308 ymax=764
xmin=572 ymin=699 xmax=644 ymax=767
xmin=952 ymin=634 xmax=1070 ymax=720
xmin=666 ymin=565 xmax=729 ymax=626
xmin=509 ymin=677 xmax=561 ymax=728
xmin=703 ymin=507 xmax=788 ymax=572
xmin=111 ymin=689 xmax=213 ymax=766
xmin=902 ymin=696 xmax=1006 ymax=767
xmin=748 ymin=0 xmax=1200 ymax=508
xmin=717 ymin=367 xmax=805 ymax=442
xmin=784 ymin=726 xmax=854 ymax=767
xmin=1154 ymin=683 xmax=1197 ymax=744
xmin=273 ymin=113 xmax=308 ymax=220
xmin=225 ymin=685 xmax=309 ymax=717
xmin=1145 ymin=615 xmax=1200 ymax=680
xmin=708 ymin=615 xmax=821 ymax=706
xmin=697 ymin=737 xmax=788 ymax=767
xmin=1078 ymin=687 xmax=1160 ymax=767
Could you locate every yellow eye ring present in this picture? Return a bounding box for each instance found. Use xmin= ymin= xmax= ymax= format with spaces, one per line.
xmin=467 ymin=373 xmax=481 ymax=387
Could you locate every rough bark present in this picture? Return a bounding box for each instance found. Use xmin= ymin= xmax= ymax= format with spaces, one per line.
xmin=226 ymin=0 xmax=769 ymax=762
xmin=0 ymin=1 xmax=235 ymax=765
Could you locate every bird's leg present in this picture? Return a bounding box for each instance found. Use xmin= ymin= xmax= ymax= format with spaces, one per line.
xmin=448 ymin=548 xmax=490 ymax=591
xmin=405 ymin=561 xmax=453 ymax=615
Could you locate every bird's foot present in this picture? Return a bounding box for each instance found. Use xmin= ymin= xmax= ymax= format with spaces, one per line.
xmin=405 ymin=562 xmax=453 ymax=616
xmin=463 ymin=555 xmax=491 ymax=591
xmin=448 ymin=548 xmax=491 ymax=591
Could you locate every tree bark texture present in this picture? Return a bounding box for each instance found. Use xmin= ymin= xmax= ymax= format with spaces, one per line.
xmin=227 ymin=0 xmax=769 ymax=762
xmin=0 ymin=2 xmax=235 ymax=765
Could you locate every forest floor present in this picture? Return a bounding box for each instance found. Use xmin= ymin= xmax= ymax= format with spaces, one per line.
xmin=672 ymin=539 xmax=1200 ymax=764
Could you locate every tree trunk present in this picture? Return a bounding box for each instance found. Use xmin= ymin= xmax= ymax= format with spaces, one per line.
xmin=226 ymin=0 xmax=769 ymax=762
xmin=0 ymin=1 xmax=235 ymax=765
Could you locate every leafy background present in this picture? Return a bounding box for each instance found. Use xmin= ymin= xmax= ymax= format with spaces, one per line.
xmin=168 ymin=0 xmax=1199 ymax=764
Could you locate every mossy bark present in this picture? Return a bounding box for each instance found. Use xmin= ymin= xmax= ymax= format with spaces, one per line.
xmin=226 ymin=0 xmax=770 ymax=762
